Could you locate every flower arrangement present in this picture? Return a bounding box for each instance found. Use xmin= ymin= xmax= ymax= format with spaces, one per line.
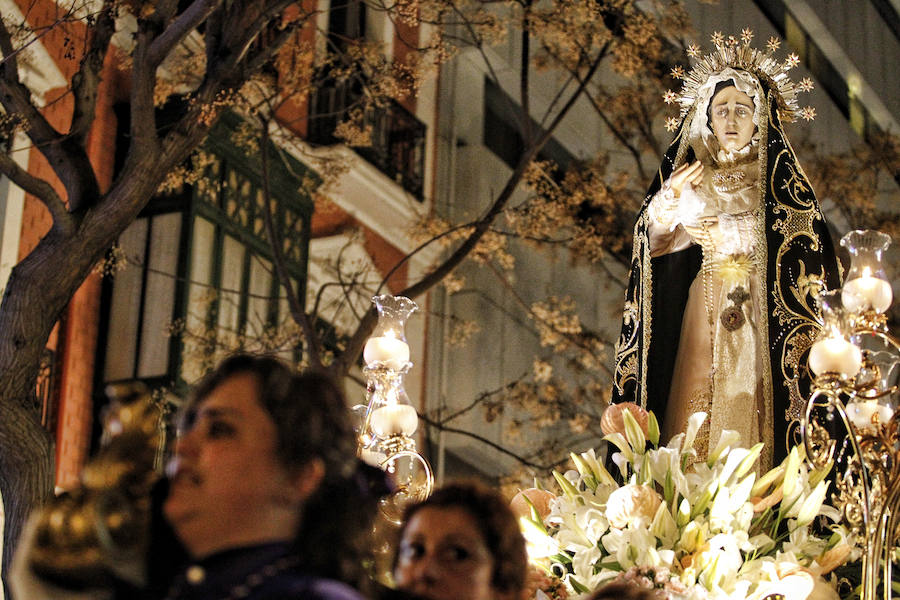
xmin=514 ymin=404 xmax=856 ymax=600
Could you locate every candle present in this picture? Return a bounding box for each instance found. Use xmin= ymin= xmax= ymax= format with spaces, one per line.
xmin=363 ymin=333 xmax=410 ymax=370
xmin=370 ymin=404 xmax=418 ymax=437
xmin=846 ymin=399 xmax=894 ymax=430
xmin=809 ymin=336 xmax=862 ymax=378
xmin=842 ymin=271 xmax=893 ymax=313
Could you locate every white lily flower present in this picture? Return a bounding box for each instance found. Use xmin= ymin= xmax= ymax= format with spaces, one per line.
xmin=574 ymin=504 xmax=608 ymax=542
xmin=709 ymin=485 xmax=735 ymax=533
xmin=531 ymin=410 xmax=850 ymax=600
xmin=795 ymin=479 xmax=828 ymax=527
xmin=519 ymin=517 xmax=560 ymax=559
xmin=682 ymin=412 xmax=708 ymax=455
xmin=708 ymin=429 xmax=742 ymax=466
xmin=651 ymin=501 xmax=678 ymax=546
xmin=679 ymin=521 xmax=706 ymax=553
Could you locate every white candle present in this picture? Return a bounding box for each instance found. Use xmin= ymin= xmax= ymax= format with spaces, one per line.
xmin=846 ymin=399 xmax=894 ymax=430
xmin=363 ymin=334 xmax=410 ymax=370
xmin=842 ymin=273 xmax=893 ymax=313
xmin=809 ymin=336 xmax=862 ymax=377
xmin=370 ymin=404 xmax=418 ymax=437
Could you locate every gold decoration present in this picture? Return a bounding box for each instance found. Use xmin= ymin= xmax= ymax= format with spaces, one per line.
xmin=717 ymin=255 xmax=753 ymax=285
xmin=668 ymin=30 xmax=814 ymax=124
xmin=28 ymin=383 xmax=163 ymax=588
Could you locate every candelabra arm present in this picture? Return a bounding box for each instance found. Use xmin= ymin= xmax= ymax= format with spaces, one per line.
xmin=803 ymin=384 xmax=882 ymax=600
xmin=854 ymin=326 xmax=900 ymax=351
xmin=878 ymin=488 xmax=900 ymax=600
xmin=802 ymin=388 xmax=836 ymax=469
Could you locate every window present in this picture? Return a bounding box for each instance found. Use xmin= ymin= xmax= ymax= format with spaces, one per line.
xmin=483 ymin=77 xmax=574 ymax=172
xmin=98 ymin=112 xmax=314 ymax=390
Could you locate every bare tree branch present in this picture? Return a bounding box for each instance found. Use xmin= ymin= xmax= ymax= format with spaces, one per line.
xmin=583 ymin=88 xmax=648 ymax=181
xmin=519 ymin=1 xmax=532 ymax=147
xmin=419 ymin=413 xmax=555 ymax=470
xmin=435 ymin=371 xmax=529 ymax=424
xmin=484 ymin=262 xmax=615 ymax=379
xmin=334 ymin=48 xmax=607 ymax=376
xmin=0 ymin=151 xmax=73 ymax=235
xmin=69 ymin=1 xmax=116 ymax=146
xmin=0 ymin=17 xmax=100 ymax=214
xmin=147 ymin=0 xmax=219 ymax=68
xmin=206 ymin=1 xmax=294 ymax=86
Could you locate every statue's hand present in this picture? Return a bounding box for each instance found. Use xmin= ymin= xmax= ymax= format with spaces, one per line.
xmin=671 ymin=160 xmax=704 ymax=197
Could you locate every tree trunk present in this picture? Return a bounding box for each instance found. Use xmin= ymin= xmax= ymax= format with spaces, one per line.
xmin=0 ymin=403 xmax=53 ymax=595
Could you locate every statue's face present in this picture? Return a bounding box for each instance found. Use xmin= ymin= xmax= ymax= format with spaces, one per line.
xmin=710 ymin=86 xmax=756 ymax=152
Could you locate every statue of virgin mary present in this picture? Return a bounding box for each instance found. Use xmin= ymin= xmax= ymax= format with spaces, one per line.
xmin=610 ymin=35 xmax=841 ymax=467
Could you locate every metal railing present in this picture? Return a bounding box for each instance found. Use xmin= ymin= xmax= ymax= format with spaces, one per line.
xmin=308 ymin=78 xmax=426 ymax=200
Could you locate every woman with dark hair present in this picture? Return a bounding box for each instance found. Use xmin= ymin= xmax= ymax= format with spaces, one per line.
xmin=12 ymin=353 xmax=384 ymax=600
xmin=159 ymin=353 xmax=378 ymax=599
xmin=392 ymin=481 xmax=527 ymax=600
xmin=586 ymin=582 xmax=662 ymax=600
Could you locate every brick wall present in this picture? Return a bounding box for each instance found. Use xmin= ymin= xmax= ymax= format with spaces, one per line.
xmin=14 ymin=28 xmax=124 ymax=486
xmin=54 ymin=53 xmax=122 ymax=488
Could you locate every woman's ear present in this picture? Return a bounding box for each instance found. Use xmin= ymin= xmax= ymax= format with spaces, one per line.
xmin=289 ymin=457 xmax=325 ymax=503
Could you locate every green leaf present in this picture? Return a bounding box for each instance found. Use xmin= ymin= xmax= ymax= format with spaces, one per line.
xmin=664 ymin=469 xmax=675 ymax=504
xmin=751 ymin=463 xmax=784 ymax=497
xmin=604 ymin=432 xmax=635 ymax=463
xmin=623 ymin=408 xmax=646 ymax=453
xmin=519 ymin=512 xmax=549 ymax=537
xmin=651 ymin=501 xmax=677 ymax=546
xmin=520 ymin=496 xmax=548 ymax=532
xmin=691 ymin=487 xmax=713 ymax=518
xmin=639 ymin=453 xmax=651 ymax=485
xmin=598 ymin=560 xmax=623 ymax=571
xmin=734 ymin=443 xmax=764 ymax=479
xmin=795 ymin=479 xmax=828 ymax=526
xmin=782 ymin=446 xmax=801 ymax=498
xmin=808 ymin=460 xmax=833 ymax=488
xmin=648 ymin=411 xmax=660 ymax=446
xmin=569 ymin=576 xmax=591 ymax=594
xmin=700 ymin=553 xmax=721 ymax=590
xmin=676 ymin=497 xmax=691 ymax=527
xmin=552 ymin=470 xmax=580 ymax=501
xmin=583 ymin=450 xmax=618 ymax=487
xmin=571 ymin=452 xmax=592 ymax=477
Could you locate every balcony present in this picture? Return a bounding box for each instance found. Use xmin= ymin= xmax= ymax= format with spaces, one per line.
xmin=308 ymin=78 xmax=426 ymax=200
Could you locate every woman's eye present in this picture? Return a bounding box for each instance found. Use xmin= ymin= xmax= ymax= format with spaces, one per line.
xmin=441 ymin=545 xmax=472 ymax=562
xmin=207 ymin=420 xmax=236 ymax=438
xmin=399 ymin=542 xmax=425 ymax=562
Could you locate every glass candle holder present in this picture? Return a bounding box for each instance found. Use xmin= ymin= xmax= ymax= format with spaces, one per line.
xmin=841 ymin=230 xmax=893 ymax=314
xmin=847 ymin=350 xmax=899 ymax=431
xmin=369 ymin=369 xmax=418 ymax=438
xmin=809 ymin=290 xmax=862 ymax=378
xmin=363 ymin=295 xmax=418 ymax=371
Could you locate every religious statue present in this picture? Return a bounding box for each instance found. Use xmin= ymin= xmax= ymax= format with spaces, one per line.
xmin=611 ymin=32 xmax=840 ymax=467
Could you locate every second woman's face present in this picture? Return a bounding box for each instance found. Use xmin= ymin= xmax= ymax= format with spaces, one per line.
xmin=164 ymin=372 xmax=302 ymax=557
xmin=394 ymin=506 xmax=501 ymax=600
xmin=710 ymin=86 xmax=756 ymax=152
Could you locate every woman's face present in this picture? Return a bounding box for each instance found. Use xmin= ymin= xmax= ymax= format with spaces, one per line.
xmin=164 ymin=372 xmax=304 ymax=557
xmin=394 ymin=506 xmax=505 ymax=600
xmin=710 ymin=86 xmax=756 ymax=152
